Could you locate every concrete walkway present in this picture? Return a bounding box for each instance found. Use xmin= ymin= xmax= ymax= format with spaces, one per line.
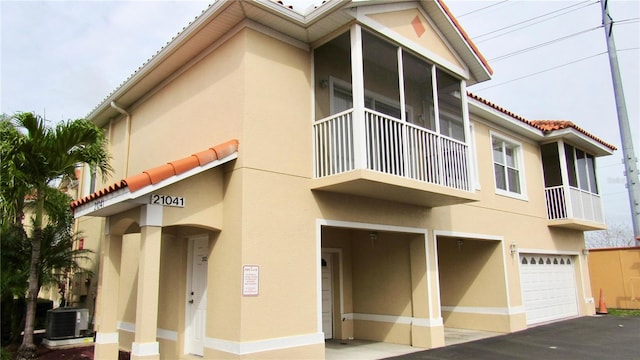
xmin=325 ymin=328 xmax=501 ymax=360
xmin=326 ymin=316 xmax=640 ymax=360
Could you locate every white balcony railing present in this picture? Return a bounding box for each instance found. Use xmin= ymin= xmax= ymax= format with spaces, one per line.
xmin=313 ymin=109 xmax=470 ymax=191
xmin=544 ymin=185 xmax=604 ymax=223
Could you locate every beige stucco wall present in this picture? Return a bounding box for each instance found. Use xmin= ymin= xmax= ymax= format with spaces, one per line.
xmin=80 ymin=7 xmax=598 ymax=358
xmin=368 ymin=9 xmax=464 ymax=70
xmin=124 ymin=28 xmax=247 ymax=177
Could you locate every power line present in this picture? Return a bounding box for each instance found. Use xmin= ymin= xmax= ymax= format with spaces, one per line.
xmin=616 ymin=18 xmax=640 ymax=25
xmin=473 ymin=51 xmax=607 ymax=92
xmin=474 ymin=0 xmax=598 ymax=43
xmin=488 ymin=26 xmax=602 ymax=62
xmin=457 ymin=0 xmax=510 ymax=18
xmin=474 ymin=47 xmax=638 ymax=92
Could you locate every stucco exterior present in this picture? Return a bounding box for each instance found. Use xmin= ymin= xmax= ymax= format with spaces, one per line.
xmin=67 ymin=1 xmax=616 ymax=359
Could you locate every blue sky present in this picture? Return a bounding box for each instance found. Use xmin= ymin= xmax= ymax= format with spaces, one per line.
xmin=1 ymin=0 xmax=638 ymax=231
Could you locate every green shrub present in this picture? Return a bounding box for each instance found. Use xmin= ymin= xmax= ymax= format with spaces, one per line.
xmin=0 ymin=347 xmax=14 ymax=360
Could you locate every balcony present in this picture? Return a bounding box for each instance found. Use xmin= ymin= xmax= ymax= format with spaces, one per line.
xmin=311 ymin=109 xmax=478 ymax=207
xmin=545 ymin=185 xmax=606 ymax=230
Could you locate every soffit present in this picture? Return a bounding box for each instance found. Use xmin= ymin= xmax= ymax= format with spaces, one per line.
xmin=89 ymin=1 xmax=356 ymax=127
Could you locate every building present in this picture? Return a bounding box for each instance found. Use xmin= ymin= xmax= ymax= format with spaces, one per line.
xmin=68 ymin=1 xmax=616 ymax=359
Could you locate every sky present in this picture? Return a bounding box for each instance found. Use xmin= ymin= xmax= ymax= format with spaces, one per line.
xmin=1 ymin=0 xmax=638 ymax=232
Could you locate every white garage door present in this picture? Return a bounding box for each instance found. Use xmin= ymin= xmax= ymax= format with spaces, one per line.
xmin=520 ymin=254 xmax=579 ymax=325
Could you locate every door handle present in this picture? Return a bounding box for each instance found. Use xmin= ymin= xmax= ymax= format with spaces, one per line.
xmin=189 ymin=300 xmax=194 ymax=304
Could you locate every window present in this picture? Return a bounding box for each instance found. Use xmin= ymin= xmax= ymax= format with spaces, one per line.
xmin=436 ymin=69 xmax=465 ymax=142
xmin=330 ymin=78 xmax=411 ymax=121
xmin=81 ymin=163 xmax=97 ymax=197
xmin=563 ymin=144 xmax=599 ymax=194
xmin=491 ymin=133 xmax=525 ymax=198
xmin=315 ymin=28 xmax=465 ymax=139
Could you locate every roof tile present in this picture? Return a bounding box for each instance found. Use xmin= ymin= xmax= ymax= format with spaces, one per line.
xmin=145 ymin=164 xmax=176 ymax=185
xmin=170 ymin=155 xmax=200 ymax=175
xmin=212 ymin=140 xmax=241 ymax=160
xmin=193 ymin=149 xmax=218 ymax=166
xmin=71 ymin=139 xmax=239 ymax=210
xmin=531 ymin=120 xmax=616 ymax=150
xmin=468 ymin=92 xmax=616 ymax=151
xmin=123 ymin=172 xmax=152 ymax=193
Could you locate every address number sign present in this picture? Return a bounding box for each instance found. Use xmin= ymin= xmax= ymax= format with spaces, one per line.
xmin=150 ymin=194 xmax=185 ymax=207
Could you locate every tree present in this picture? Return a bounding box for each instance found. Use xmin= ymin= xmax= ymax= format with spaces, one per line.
xmin=585 ymin=222 xmax=635 ymax=249
xmin=1 ymin=189 xmax=93 ymax=346
xmin=0 ymin=113 xmax=110 ymax=360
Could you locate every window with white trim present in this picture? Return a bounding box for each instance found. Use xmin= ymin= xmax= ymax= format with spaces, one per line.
xmin=491 ymin=133 xmax=525 ymax=197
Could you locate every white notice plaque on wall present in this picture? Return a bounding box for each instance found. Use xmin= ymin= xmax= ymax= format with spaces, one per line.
xmin=242 ymin=265 xmax=259 ymax=296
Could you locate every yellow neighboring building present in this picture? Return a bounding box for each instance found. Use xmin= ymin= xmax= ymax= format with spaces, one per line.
xmin=68 ymin=1 xmax=616 ymax=359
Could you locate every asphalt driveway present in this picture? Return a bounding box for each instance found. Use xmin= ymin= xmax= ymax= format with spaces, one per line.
xmin=387 ymin=315 xmax=640 ymax=360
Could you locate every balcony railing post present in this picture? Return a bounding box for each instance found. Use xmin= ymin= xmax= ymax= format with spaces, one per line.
xmin=351 ymin=24 xmax=367 ymax=170
xmin=436 ymin=135 xmax=445 ymax=186
xmin=556 ymin=141 xmax=574 ymax=219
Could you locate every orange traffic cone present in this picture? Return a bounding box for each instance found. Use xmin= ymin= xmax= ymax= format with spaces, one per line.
xmin=596 ymin=288 xmax=608 ymax=314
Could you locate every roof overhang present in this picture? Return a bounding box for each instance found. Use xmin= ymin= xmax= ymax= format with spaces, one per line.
xmin=87 ymin=0 xmax=491 ymax=126
xmin=541 ymin=129 xmax=614 ymax=157
xmin=467 ymin=96 xmax=543 ymax=140
xmin=467 ymin=94 xmax=615 ymax=157
xmin=73 ymin=152 xmax=237 ymax=218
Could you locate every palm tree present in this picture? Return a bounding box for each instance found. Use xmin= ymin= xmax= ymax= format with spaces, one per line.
xmin=1 ymin=190 xmax=94 ymax=346
xmin=1 ymin=112 xmax=111 ymax=360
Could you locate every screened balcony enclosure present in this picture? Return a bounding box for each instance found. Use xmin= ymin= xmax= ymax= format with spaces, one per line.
xmin=541 ymin=142 xmax=606 ymax=230
xmin=311 ymin=26 xmax=477 ymax=207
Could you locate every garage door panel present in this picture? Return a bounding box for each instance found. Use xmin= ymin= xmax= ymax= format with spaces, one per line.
xmin=520 ymin=254 xmax=578 ymax=325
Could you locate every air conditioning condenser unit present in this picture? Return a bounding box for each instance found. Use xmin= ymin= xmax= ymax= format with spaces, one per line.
xmin=45 ymin=308 xmax=89 ymax=340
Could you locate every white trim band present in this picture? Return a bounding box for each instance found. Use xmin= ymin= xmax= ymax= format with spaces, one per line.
xmin=349 ymin=313 xmax=443 ymax=327
xmin=205 ymin=332 xmax=324 ymax=355
xmin=95 ymin=332 xmax=118 ymax=344
xmin=117 ymin=321 xmax=135 ymax=333
xmin=518 ymin=249 xmax=580 ymax=256
xmin=157 ymin=328 xmax=178 ymax=342
xmin=116 ymin=321 xmax=177 ymax=341
xmin=353 ymin=313 xmax=411 ymax=324
xmin=132 ymin=341 xmax=159 ymax=357
xmin=441 ymin=306 xmax=525 ymax=315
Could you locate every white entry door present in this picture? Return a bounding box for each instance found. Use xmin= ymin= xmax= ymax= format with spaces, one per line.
xmin=186 ymin=236 xmax=208 ymax=356
xmin=520 ymin=254 xmax=579 ymax=325
xmin=321 ymin=253 xmax=333 ymax=339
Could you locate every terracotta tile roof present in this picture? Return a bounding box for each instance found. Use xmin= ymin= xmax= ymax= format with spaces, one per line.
xmin=70 ymin=139 xmax=239 ymax=210
xmin=437 ymin=0 xmax=494 ymax=75
xmin=531 ymin=120 xmax=576 ymax=131
xmin=468 ymin=92 xmax=616 ymax=151
xmin=467 ymin=92 xmax=534 ymax=126
xmin=531 ymin=120 xmax=616 ymax=150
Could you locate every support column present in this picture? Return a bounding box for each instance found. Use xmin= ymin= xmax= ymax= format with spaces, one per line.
xmin=350 ymin=23 xmax=367 ymax=169
xmin=410 ymin=236 xmax=444 ymax=348
xmin=131 ymin=205 xmax=163 ymax=360
xmin=94 ymin=222 xmax=122 ymax=360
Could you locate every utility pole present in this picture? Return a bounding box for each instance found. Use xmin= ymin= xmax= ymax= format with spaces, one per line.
xmin=601 ymin=0 xmax=640 ymax=242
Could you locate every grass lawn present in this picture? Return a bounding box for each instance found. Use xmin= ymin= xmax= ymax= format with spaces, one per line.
xmin=607 ymin=308 xmax=640 ymax=317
